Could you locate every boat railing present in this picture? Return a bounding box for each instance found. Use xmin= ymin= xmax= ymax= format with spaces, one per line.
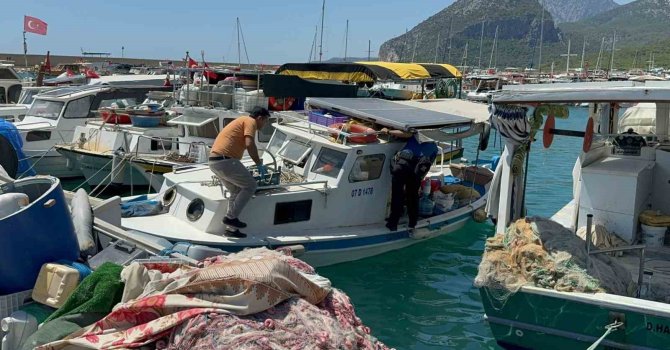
xmin=584 ymin=214 xmax=647 ymax=298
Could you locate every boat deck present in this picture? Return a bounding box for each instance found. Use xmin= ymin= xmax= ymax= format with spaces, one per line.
xmin=554 ymin=201 xmax=670 ymax=302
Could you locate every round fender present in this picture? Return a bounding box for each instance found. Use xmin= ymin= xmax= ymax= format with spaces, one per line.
xmin=583 ymin=118 xmax=594 ymax=153
xmin=479 ymin=123 xmax=491 ymax=151
xmin=543 ymin=114 xmax=555 ymax=149
xmin=268 ymin=96 xmax=296 ymax=111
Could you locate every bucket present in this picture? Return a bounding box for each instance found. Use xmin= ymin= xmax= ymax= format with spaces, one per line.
xmin=641 ymin=224 xmax=667 ymax=247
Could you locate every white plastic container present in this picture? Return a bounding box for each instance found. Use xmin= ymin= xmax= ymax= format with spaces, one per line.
xmin=641 ymin=224 xmax=667 ymax=247
xmin=32 ymin=263 xmax=80 ymax=309
xmin=1 ymin=310 xmax=38 ymax=350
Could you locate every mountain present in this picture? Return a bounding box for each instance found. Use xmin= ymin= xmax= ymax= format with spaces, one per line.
xmin=543 ymin=0 xmax=619 ymax=24
xmin=378 ymin=0 xmax=670 ymax=71
xmin=379 ymin=0 xmax=559 ymax=68
xmin=560 ymin=0 xmax=670 ymax=70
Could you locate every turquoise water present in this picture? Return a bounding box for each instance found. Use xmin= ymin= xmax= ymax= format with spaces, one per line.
xmin=318 ymin=107 xmax=590 ymax=349
xmin=61 ymin=107 xmax=590 ymax=349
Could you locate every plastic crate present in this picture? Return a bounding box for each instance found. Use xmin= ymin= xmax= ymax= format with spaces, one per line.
xmin=129 ymin=115 xmax=162 ymax=128
xmin=308 ymin=110 xmax=348 ymax=126
xmin=0 ymin=289 xmax=32 ymax=320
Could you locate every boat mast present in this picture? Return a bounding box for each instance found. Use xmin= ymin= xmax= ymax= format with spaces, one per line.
xmin=595 ymin=36 xmax=605 ymax=74
xmin=308 ymin=25 xmax=318 ymax=62
xmin=411 ymin=34 xmax=419 ymax=63
xmin=488 ymin=25 xmax=498 ymax=70
xmin=237 ymin=17 xmax=241 ymax=68
xmin=368 ymin=39 xmax=372 ymax=61
xmin=560 ymin=39 xmax=577 ymax=75
xmin=608 ymin=30 xmax=617 ymax=78
xmin=538 ymin=2 xmax=544 ymax=76
xmin=461 ymin=42 xmax=469 ymax=73
xmin=434 ymin=32 xmax=441 ymax=63
xmin=344 ymin=19 xmax=349 ymax=62
xmin=478 ymin=19 xmax=485 ymax=70
xmin=319 ymin=0 xmax=325 ymax=62
xmin=580 ymin=38 xmax=586 ymax=73
xmin=447 ymin=18 xmax=453 ymax=63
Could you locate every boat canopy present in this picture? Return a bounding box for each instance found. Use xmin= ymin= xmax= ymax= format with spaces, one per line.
xmin=306 ymin=97 xmax=472 ymax=131
xmin=491 ymin=81 xmax=670 ymax=104
xmin=275 ymin=61 xmax=462 ymax=83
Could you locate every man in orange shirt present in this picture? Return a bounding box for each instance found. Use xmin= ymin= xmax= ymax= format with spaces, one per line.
xmin=209 ymin=106 xmax=270 ymax=238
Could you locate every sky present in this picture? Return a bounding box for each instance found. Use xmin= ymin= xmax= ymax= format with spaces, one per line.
xmin=0 ymin=0 xmax=636 ymax=64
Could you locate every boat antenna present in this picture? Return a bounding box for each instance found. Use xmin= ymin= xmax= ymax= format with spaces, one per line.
xmin=319 ymin=0 xmax=325 ymax=62
xmin=344 ymin=19 xmax=349 ymax=62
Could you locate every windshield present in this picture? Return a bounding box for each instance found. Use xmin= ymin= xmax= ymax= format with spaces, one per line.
xmin=27 ymin=99 xmax=64 ymax=119
xmin=18 ymin=90 xmax=38 ymax=105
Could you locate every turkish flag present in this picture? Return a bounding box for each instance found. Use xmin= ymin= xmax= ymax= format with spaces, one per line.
xmin=24 ymin=16 xmax=47 ymax=35
xmin=187 ymin=57 xmax=198 ymax=68
xmin=204 ymin=62 xmax=217 ymax=80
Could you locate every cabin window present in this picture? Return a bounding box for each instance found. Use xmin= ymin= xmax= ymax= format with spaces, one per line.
xmin=349 ymin=154 xmax=385 ymax=182
xmin=150 ymin=138 xmax=173 ymax=151
xmin=26 ymin=130 xmax=52 ymax=142
xmin=278 ymin=138 xmax=312 ymax=165
xmin=274 ymin=199 xmax=312 ymax=225
xmin=63 ymin=96 xmax=93 ymax=118
xmin=267 ymin=131 xmax=287 ymax=155
xmin=186 ymin=198 xmax=205 ymax=221
xmin=0 ymin=87 xmax=5 ymax=104
xmin=311 ymin=147 xmax=347 ymax=178
xmin=28 ymin=99 xmax=64 ymax=119
xmin=186 ymin=121 xmax=218 ymax=138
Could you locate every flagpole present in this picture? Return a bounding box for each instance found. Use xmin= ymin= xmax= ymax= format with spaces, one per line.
xmin=23 ymin=31 xmax=28 ymax=67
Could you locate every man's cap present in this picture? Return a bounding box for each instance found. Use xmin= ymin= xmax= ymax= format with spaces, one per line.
xmin=250 ymin=106 xmax=270 ymax=118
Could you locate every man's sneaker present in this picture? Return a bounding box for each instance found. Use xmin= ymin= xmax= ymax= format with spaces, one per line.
xmin=224 ymin=229 xmax=247 ymax=238
xmin=385 ymin=221 xmax=398 ymax=232
xmin=223 ymin=216 xmax=247 ymax=228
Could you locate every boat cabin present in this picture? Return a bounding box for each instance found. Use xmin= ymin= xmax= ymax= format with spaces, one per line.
xmin=0 ymin=66 xmax=22 ymax=104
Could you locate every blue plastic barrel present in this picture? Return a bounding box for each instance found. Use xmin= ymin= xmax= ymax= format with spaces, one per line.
xmin=0 ymin=177 xmax=79 ymax=295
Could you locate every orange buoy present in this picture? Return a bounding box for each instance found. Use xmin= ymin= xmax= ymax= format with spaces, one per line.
xmin=543 ymin=114 xmax=555 ymax=148
xmin=330 ymin=123 xmax=378 ymax=144
xmin=268 ymin=96 xmax=296 ymax=111
xmin=583 ymin=118 xmax=594 ymax=153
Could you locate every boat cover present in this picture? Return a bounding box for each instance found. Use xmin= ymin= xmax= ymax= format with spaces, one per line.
xmin=276 ymin=61 xmax=461 ymax=83
xmin=306 ymin=97 xmax=472 ymax=131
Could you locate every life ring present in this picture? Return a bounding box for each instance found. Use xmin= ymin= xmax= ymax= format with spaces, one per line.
xmin=479 ymin=123 xmax=491 ymax=151
xmin=269 ymin=96 xmax=296 ymax=111
xmin=583 ymin=118 xmax=594 ymax=153
xmin=543 ymin=114 xmax=555 ymax=148
xmin=330 ymin=123 xmax=378 ymax=144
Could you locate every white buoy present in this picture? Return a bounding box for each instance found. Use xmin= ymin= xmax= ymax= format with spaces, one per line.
xmin=71 ymin=188 xmax=96 ymax=256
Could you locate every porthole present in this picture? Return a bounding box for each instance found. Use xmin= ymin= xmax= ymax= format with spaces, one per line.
xmin=186 ymin=198 xmax=205 ymax=221
xmin=162 ymin=186 xmax=177 ymax=207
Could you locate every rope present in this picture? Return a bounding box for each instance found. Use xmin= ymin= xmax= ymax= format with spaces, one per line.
xmin=71 ymin=156 xmax=116 ymax=192
xmin=17 ymin=145 xmax=56 ymax=179
xmin=586 ymin=321 xmax=624 ymax=350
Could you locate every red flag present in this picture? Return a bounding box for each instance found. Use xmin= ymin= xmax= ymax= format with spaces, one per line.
xmin=84 ymin=68 xmax=100 ymax=79
xmin=24 ymin=16 xmax=47 ymax=35
xmin=203 ymin=62 xmax=217 ymax=80
xmin=187 ymin=57 xmax=198 ymax=68
xmin=44 ymin=51 xmax=51 ymax=73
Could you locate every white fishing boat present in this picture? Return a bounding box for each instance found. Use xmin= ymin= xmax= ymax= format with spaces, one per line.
xmin=13 ymin=85 xmax=170 ymax=178
xmin=478 ymin=81 xmax=670 ymax=350
xmin=121 ymin=97 xmax=493 ymax=267
xmin=465 ymin=74 xmax=505 ymax=102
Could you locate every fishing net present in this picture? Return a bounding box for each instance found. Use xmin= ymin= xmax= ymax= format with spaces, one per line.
xmin=475 ymin=217 xmax=635 ymax=304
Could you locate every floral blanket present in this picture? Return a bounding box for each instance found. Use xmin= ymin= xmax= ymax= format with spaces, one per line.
xmin=37 ymin=248 xmax=390 ymax=350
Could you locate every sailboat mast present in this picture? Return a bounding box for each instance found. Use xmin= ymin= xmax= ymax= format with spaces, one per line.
xmin=344 ymin=19 xmax=349 ymax=62
xmin=319 ymin=0 xmax=325 ymax=62
xmin=580 ymin=38 xmax=586 ymax=72
xmin=411 ymin=34 xmax=419 ymax=63
xmin=462 ymin=42 xmax=469 ymax=72
xmin=478 ymin=20 xmax=485 ymax=70
xmin=434 ymin=32 xmax=440 ymax=63
xmin=308 ymin=25 xmax=318 ymax=62
xmin=609 ymin=30 xmax=616 ymax=76
xmin=538 ymin=2 xmax=544 ymax=76
xmin=595 ymin=37 xmax=605 ymax=73
xmin=236 ymin=17 xmax=241 ymax=67
xmin=447 ymin=19 xmax=453 ymax=63
xmin=488 ymin=25 xmax=498 ymax=70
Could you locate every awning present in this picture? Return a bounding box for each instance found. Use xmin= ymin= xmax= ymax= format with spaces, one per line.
xmin=305 ymin=97 xmax=472 ymax=131
xmin=275 ymin=62 xmax=461 ymax=83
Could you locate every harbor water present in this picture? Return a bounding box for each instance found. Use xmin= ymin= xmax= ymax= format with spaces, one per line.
xmin=62 ymin=107 xmax=589 ymax=349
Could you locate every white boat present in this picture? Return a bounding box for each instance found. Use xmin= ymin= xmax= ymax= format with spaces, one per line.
xmin=121 ymin=97 xmax=493 ymax=267
xmin=371 ymin=81 xmax=421 ymax=100
xmin=465 ymin=75 xmax=504 ymax=102
xmin=479 ymin=80 xmax=670 ymax=349
xmin=14 ymin=85 xmax=170 ymax=178
xmin=0 ymin=86 xmax=60 ymax=122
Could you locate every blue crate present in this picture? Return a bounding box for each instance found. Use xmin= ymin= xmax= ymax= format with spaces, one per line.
xmin=130 ymin=115 xmax=162 ymax=127
xmin=308 ymin=109 xmax=348 ymax=126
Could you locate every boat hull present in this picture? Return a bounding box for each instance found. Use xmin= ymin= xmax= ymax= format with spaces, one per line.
xmin=28 ymin=152 xmax=83 ymax=178
xmin=479 ymin=286 xmax=670 ymax=350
